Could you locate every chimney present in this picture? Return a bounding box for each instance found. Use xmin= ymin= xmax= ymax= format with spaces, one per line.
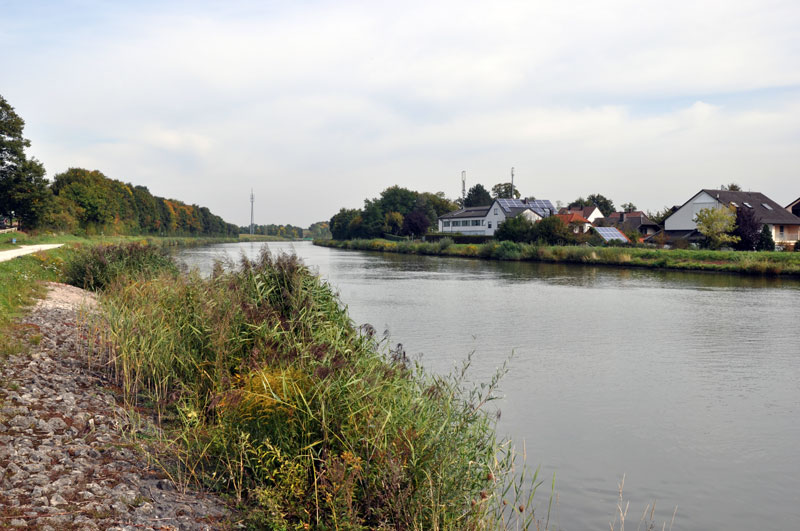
xmin=620 ymin=212 xmax=625 ymax=223
xmin=522 ymin=198 xmax=527 ymax=204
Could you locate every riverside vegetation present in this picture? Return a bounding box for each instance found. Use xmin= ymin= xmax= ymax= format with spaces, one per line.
xmin=2 ymin=240 xmax=554 ymax=529
xmin=315 ymin=238 xmax=800 ymax=277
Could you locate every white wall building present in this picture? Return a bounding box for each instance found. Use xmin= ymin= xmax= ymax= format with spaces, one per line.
xmin=438 ymin=198 xmax=556 ymax=236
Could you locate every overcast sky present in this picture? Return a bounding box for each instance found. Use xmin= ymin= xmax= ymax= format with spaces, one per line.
xmin=2 ymin=0 xmax=799 ymax=227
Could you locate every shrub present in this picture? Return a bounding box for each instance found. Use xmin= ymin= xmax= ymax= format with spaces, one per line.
xmin=96 ymin=249 xmax=543 ymax=529
xmin=492 ymin=241 xmax=522 ymax=260
xmin=438 ymin=236 xmax=454 ymax=251
xmin=64 ymin=242 xmax=177 ymax=291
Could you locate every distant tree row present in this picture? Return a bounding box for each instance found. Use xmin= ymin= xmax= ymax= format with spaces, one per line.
xmin=240 ymin=222 xmax=332 ymax=239
xmin=0 ymin=94 xmax=237 ymax=236
xmin=330 ymin=186 xmax=459 ymax=240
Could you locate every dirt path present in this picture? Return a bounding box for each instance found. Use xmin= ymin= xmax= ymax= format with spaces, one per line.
xmin=0 ymin=283 xmax=234 ymax=530
xmin=0 ymin=244 xmax=64 ymax=263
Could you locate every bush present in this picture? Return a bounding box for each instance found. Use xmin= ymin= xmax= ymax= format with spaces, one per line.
xmin=97 ymin=249 xmax=543 ymax=529
xmin=492 ymin=240 xmax=522 ymax=260
xmin=64 ymin=242 xmax=177 ymax=291
xmin=756 ymin=225 xmax=775 ymax=252
xmin=437 ymin=236 xmax=454 ymax=251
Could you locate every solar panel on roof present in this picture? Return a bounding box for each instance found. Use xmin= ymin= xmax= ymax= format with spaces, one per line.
xmin=594 ymin=226 xmax=628 ymax=242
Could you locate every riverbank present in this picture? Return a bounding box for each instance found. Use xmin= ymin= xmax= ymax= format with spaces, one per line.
xmin=1 ymin=240 xmax=552 ymax=529
xmin=0 ymin=282 xmax=234 ymax=528
xmin=314 ymin=238 xmax=800 ymax=276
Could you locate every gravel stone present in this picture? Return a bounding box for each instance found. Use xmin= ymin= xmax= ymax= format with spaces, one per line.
xmin=1 ymin=282 xmax=234 ymax=529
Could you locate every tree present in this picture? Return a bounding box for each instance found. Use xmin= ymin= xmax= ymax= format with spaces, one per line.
xmin=464 ymin=184 xmax=493 ymax=207
xmin=376 ymin=186 xmax=418 ymax=217
xmin=0 ymin=94 xmax=52 ymax=229
xmin=401 ymin=209 xmax=431 ymax=238
xmin=494 ymin=215 xmax=535 ymax=242
xmin=491 ymin=182 xmax=520 ymax=199
xmin=756 ymin=224 xmax=775 ymax=251
xmin=383 ymin=211 xmax=404 ymax=235
xmin=733 ymin=207 xmax=759 ymax=251
xmin=694 ymin=206 xmax=739 ymax=249
xmin=330 ymin=208 xmax=360 ymax=240
xmin=569 ymin=194 xmax=615 ymax=216
xmin=621 ymin=202 xmax=637 ymax=213
xmin=531 ymin=215 xmax=574 ymax=245
xmin=721 ymin=183 xmax=742 ymax=191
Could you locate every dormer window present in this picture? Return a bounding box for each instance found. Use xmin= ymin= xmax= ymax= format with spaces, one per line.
xmin=743 ymin=202 xmax=753 ymax=208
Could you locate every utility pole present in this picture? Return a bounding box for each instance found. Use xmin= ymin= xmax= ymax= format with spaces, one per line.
xmin=461 ymin=170 xmax=466 ymax=204
xmin=511 ymin=167 xmax=515 ymax=197
xmin=250 ymin=189 xmax=255 ymax=235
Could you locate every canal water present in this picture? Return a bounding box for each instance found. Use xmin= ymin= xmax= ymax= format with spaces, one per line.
xmin=177 ymin=241 xmax=800 ymax=531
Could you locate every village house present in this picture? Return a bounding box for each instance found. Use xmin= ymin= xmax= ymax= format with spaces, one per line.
xmin=596 ymin=211 xmax=661 ymax=237
xmin=787 ymin=197 xmax=800 ymax=218
xmin=662 ymin=189 xmax=800 ymax=245
xmin=555 ymin=212 xmax=592 ymax=234
xmin=438 ymin=198 xmax=556 ymax=236
xmin=557 ymin=205 xmax=604 ymax=224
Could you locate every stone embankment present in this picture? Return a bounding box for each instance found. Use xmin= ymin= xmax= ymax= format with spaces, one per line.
xmin=0 ymin=283 xmax=234 ymax=530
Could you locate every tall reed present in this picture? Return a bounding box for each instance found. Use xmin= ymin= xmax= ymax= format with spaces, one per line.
xmin=96 ymin=248 xmax=550 ymax=529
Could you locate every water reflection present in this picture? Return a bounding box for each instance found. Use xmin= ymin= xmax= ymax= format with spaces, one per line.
xmin=177 ymin=242 xmax=800 ymax=531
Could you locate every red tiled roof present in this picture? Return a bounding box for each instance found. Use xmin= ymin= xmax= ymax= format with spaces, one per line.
xmin=556 ymin=213 xmax=591 ymax=224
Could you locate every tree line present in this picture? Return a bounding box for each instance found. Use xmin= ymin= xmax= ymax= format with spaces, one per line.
xmin=239 ymin=221 xmax=331 ymax=239
xmin=0 ymin=94 xmax=237 ymax=236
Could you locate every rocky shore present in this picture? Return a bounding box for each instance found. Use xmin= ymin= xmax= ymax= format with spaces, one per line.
xmin=0 ymin=283 xmax=235 ymax=530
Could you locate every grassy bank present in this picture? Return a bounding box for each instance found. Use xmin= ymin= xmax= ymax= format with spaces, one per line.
xmin=0 ymin=230 xmax=239 ymax=251
xmin=61 ymin=244 xmax=550 ymax=529
xmin=315 ymin=238 xmax=800 ymax=276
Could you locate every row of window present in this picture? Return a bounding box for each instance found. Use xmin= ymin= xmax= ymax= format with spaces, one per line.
xmin=730 ymin=201 xmax=774 ymax=211
xmin=443 ymin=219 xmax=485 ymax=227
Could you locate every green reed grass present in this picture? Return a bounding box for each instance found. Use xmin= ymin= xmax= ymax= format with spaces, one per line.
xmin=95 ymin=248 xmax=550 ymax=530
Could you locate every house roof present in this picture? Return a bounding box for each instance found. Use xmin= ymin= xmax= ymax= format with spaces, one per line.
xmin=695 ymin=189 xmax=800 ymax=225
xmin=558 ymin=205 xmax=599 ymax=219
xmin=786 ymin=197 xmax=800 ymax=210
xmin=556 ymin=213 xmax=591 ymax=225
xmin=496 ymin=198 xmax=556 ymax=218
xmin=593 ymin=226 xmax=630 ymax=243
xmin=604 ymin=212 xmax=660 ymax=228
xmin=438 ymin=206 xmax=491 ymax=220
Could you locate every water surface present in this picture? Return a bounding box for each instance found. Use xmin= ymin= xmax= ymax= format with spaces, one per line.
xmin=178 ymin=241 xmax=800 ymax=530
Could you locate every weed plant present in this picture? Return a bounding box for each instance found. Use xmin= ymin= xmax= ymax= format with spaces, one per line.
xmin=97 ymin=248 xmax=548 ymax=529
xmin=65 ymin=242 xmax=178 ymax=291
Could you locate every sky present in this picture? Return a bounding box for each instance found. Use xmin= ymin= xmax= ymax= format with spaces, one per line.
xmin=2 ymin=0 xmax=799 ymax=227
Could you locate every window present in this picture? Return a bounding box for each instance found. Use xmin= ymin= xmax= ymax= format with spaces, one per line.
xmin=494 ymin=208 xmax=498 ymax=215
xmin=443 ymin=220 xmax=450 ymax=227
xmin=743 ymin=202 xmax=753 ymax=208
xmin=472 ymin=219 xmax=481 ymax=226
xmin=488 ymin=221 xmax=492 ymax=229
xmin=481 ymin=220 xmax=485 ymax=226
xmin=730 ymin=201 xmax=739 ymax=208
xmin=780 ymin=225 xmax=785 ymax=234
xmin=763 ymin=203 xmax=773 ymax=210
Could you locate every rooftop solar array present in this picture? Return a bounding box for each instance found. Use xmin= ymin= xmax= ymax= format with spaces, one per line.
xmin=496 ymin=198 xmax=556 ymax=217
xmin=594 ymin=226 xmax=628 ymax=242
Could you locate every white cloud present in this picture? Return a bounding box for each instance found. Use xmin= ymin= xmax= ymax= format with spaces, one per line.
xmin=4 ymin=0 xmax=800 ymax=225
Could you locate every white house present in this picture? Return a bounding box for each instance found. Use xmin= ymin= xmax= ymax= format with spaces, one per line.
xmin=558 ymin=205 xmax=604 ymax=224
xmin=438 ymin=198 xmax=556 ymax=236
xmin=664 ymin=189 xmax=800 ymax=244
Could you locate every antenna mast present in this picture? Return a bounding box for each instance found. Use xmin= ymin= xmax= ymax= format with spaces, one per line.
xmin=250 ymin=189 xmax=255 ymax=235
xmin=461 ymin=170 xmax=466 ymax=203
xmin=511 ymin=167 xmax=515 ymax=196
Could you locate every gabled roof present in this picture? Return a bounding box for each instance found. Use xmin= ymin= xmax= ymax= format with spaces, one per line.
xmin=496 ymin=198 xmax=556 ymax=218
xmin=697 ymin=189 xmax=800 ymax=225
xmin=556 ymin=213 xmax=591 ymax=225
xmin=438 ymin=206 xmax=491 ymax=220
xmin=558 ymin=205 xmax=600 ymax=219
xmin=604 ymin=212 xmax=660 ymax=228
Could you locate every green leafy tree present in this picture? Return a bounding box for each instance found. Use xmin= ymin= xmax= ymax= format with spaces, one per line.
xmin=569 ymin=194 xmax=615 ymax=217
xmin=494 ymin=215 xmax=535 ymax=242
xmin=383 ymin=211 xmax=404 ymax=235
xmin=401 ymin=209 xmax=431 ymax=238
xmin=694 ymin=206 xmax=739 ymax=249
xmin=621 ymin=202 xmax=637 ymax=212
xmin=531 ymin=215 xmax=575 ymax=245
xmin=756 ymin=224 xmax=775 ymax=251
xmin=329 ymin=208 xmax=360 ymax=240
xmin=491 ymin=182 xmax=520 ymax=199
xmin=721 ymin=183 xmax=742 ymax=191
xmin=0 ymin=94 xmax=53 ymax=229
xmin=464 ymin=184 xmax=493 ymax=207
xmin=376 ymin=186 xmax=418 ymax=217
xmin=733 ymin=207 xmax=759 ymax=251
